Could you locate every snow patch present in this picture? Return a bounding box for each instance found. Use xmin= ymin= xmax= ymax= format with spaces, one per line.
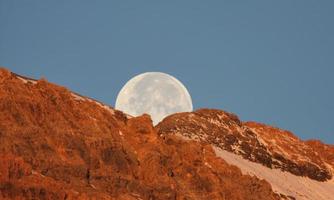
xmin=31 ymin=170 xmax=45 ymax=178
xmin=204 ymin=162 xmax=213 ymax=169
xmin=17 ymin=76 xmax=37 ymax=84
xmin=72 ymin=94 xmax=116 ymax=115
xmin=71 ymin=93 xmax=86 ymax=101
xmin=213 ymin=147 xmax=334 ymax=200
xmin=175 ymin=132 xmax=201 ymax=141
xmin=17 ymin=77 xmax=28 ymax=83
xmin=208 ymin=118 xmax=222 ymax=126
xmin=231 ymin=144 xmax=245 ymax=154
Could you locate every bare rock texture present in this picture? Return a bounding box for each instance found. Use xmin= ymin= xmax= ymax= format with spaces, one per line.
xmin=156 ymin=109 xmax=333 ymax=181
xmin=0 ymin=68 xmax=280 ymax=199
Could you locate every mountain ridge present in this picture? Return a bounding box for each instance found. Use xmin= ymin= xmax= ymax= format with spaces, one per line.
xmin=156 ymin=109 xmax=333 ymax=182
xmin=0 ymin=67 xmax=333 ymax=200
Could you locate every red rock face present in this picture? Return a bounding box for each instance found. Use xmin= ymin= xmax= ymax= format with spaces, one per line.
xmin=0 ymin=68 xmax=280 ymax=199
xmin=304 ymin=140 xmax=334 ymax=172
xmin=157 ymin=109 xmax=333 ymax=181
xmin=244 ymin=122 xmax=333 ymax=180
xmin=2 ymin=68 xmax=334 ymax=199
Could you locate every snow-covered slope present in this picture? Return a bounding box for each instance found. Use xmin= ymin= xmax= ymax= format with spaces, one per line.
xmin=214 ymin=147 xmax=334 ymax=200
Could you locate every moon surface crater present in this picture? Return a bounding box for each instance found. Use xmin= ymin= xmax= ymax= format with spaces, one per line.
xmin=115 ymin=72 xmax=193 ymax=125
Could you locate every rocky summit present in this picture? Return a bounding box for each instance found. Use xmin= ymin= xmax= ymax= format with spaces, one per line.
xmin=0 ymin=68 xmax=333 ymax=200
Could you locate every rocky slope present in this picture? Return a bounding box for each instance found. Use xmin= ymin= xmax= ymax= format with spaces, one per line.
xmin=0 ymin=67 xmax=333 ymax=200
xmin=157 ymin=109 xmax=334 ymax=181
xmin=0 ymin=68 xmax=280 ymax=199
xmin=156 ymin=110 xmax=334 ymax=199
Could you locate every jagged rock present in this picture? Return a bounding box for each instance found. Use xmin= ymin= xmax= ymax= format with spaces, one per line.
xmin=157 ymin=109 xmax=333 ymax=181
xmin=1 ymin=67 xmax=333 ymax=200
xmin=0 ymin=68 xmax=279 ymax=199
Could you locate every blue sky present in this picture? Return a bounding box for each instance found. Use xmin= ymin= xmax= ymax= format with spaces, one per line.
xmin=1 ymin=1 xmax=333 ymax=143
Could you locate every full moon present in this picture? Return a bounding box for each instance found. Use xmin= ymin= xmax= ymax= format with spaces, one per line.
xmin=115 ymin=72 xmax=193 ymax=125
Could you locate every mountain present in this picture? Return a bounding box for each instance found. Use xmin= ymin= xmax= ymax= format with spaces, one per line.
xmin=157 ymin=109 xmax=334 ymax=199
xmin=0 ymin=68 xmax=333 ymax=200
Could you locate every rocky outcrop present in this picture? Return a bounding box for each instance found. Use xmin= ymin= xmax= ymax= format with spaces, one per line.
xmin=156 ymin=109 xmax=333 ymax=181
xmin=0 ymin=68 xmax=280 ymax=199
